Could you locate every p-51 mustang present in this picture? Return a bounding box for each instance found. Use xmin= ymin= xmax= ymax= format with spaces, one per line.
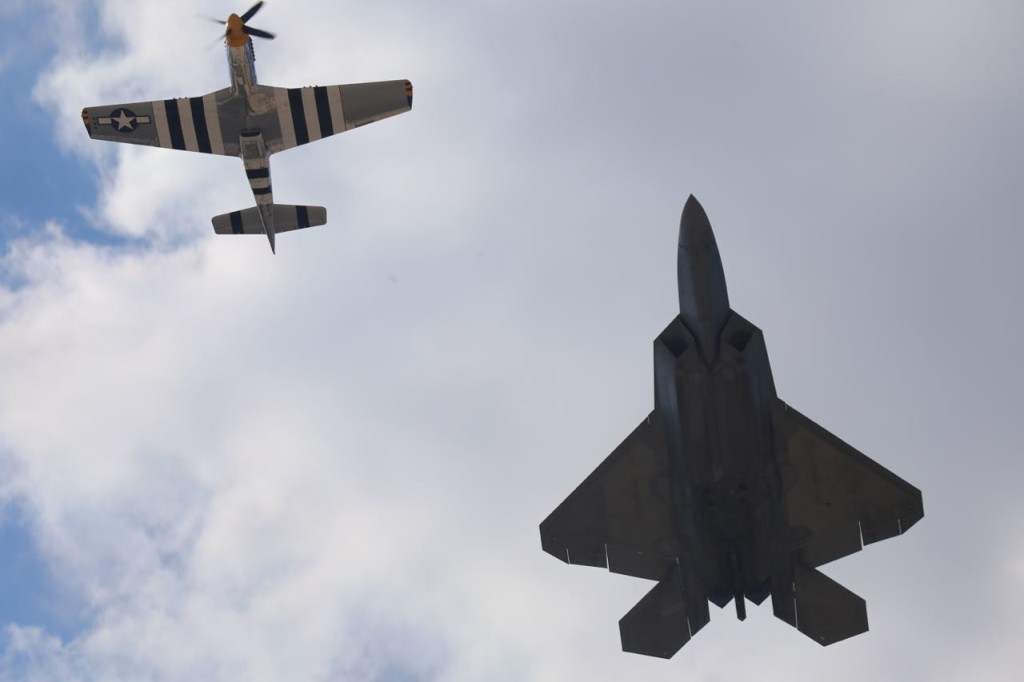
xmin=82 ymin=2 xmax=412 ymax=253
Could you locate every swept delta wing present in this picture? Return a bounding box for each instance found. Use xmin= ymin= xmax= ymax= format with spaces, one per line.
xmin=773 ymin=402 xmax=924 ymax=569
xmin=541 ymin=413 xmax=675 ymax=578
xmin=540 ymin=413 xmax=712 ymax=657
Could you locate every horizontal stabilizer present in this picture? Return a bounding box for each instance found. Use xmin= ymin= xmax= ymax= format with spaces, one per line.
xmin=619 ymin=567 xmax=709 ymax=658
xmin=782 ymin=563 xmax=868 ymax=646
xmin=212 ymin=204 xmax=327 ymax=235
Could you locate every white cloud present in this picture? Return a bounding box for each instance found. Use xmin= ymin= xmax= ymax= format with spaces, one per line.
xmin=2 ymin=0 xmax=1024 ymax=680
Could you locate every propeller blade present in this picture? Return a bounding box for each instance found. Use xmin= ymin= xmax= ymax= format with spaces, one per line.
xmin=195 ymin=13 xmax=226 ymax=25
xmin=240 ymin=1 xmax=264 ymax=23
xmin=243 ymin=25 xmax=275 ymax=39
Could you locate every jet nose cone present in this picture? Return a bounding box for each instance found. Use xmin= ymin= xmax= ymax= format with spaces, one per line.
xmin=676 ymin=194 xmax=730 ymax=364
xmin=679 ymin=194 xmax=714 ymax=250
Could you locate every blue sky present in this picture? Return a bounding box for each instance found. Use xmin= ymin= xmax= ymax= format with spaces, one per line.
xmin=0 ymin=4 xmax=94 ymax=643
xmin=0 ymin=1 xmax=124 ymax=250
xmin=0 ymin=501 xmax=86 ymax=641
xmin=1 ymin=1 xmax=1023 ymax=680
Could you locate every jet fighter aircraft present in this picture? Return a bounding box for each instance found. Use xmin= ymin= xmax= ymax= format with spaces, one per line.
xmin=81 ymin=2 xmax=412 ymax=253
xmin=540 ymin=196 xmax=923 ymax=657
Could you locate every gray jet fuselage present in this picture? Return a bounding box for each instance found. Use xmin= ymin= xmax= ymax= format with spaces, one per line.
xmin=658 ymin=196 xmax=783 ymax=618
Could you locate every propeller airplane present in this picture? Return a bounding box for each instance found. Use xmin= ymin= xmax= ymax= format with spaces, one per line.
xmin=81 ymin=2 xmax=413 ymax=253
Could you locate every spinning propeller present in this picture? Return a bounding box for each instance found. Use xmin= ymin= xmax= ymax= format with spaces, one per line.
xmin=202 ymin=2 xmax=276 ymax=44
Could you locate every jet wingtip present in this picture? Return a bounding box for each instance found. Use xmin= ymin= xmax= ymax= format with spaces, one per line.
xmin=537 ymin=526 xmax=570 ymax=564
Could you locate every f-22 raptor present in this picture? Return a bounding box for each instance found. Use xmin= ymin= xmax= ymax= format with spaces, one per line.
xmin=81 ymin=2 xmax=412 ymax=253
xmin=540 ymin=196 xmax=923 ymax=657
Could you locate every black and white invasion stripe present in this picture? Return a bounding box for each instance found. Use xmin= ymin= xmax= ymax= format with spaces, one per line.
xmin=151 ymin=97 xmax=225 ymax=154
xmin=274 ymin=85 xmax=347 ymax=149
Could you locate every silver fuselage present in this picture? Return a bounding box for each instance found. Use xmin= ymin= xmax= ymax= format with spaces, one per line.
xmin=225 ymin=39 xmax=278 ymax=250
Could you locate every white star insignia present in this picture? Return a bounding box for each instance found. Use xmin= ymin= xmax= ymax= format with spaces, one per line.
xmin=114 ymin=110 xmax=135 ymax=131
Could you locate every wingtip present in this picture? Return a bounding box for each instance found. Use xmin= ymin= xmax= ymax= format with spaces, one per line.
xmin=538 ymin=524 xmax=570 ymax=564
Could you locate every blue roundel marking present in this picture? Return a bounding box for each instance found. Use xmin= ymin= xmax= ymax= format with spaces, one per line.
xmin=109 ymin=108 xmax=140 ymax=133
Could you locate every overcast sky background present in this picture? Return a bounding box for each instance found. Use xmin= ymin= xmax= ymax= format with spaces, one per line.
xmin=0 ymin=0 xmax=1022 ymax=680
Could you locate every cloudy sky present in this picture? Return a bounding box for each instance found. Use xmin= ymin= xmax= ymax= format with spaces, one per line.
xmin=1 ymin=0 xmax=1022 ymax=679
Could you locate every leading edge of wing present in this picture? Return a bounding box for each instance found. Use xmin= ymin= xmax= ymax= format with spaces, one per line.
xmin=540 ymin=412 xmax=678 ymax=581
